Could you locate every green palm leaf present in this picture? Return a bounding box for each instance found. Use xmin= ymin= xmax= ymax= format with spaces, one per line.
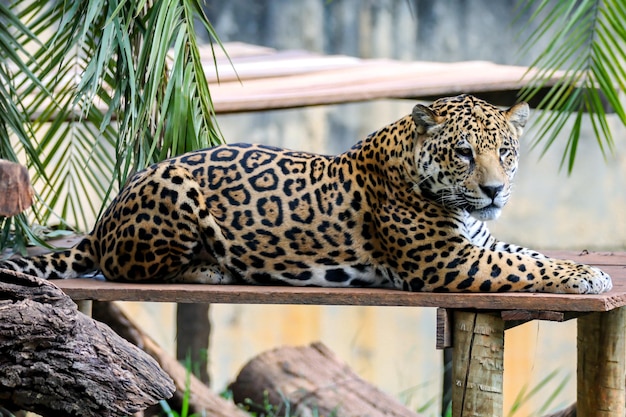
xmin=518 ymin=0 xmax=626 ymax=172
xmin=0 ymin=0 xmax=224 ymax=251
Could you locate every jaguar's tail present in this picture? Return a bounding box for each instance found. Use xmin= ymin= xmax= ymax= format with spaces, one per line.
xmin=0 ymin=236 xmax=99 ymax=279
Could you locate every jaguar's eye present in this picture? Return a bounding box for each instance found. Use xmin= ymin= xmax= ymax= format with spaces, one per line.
xmin=499 ymin=148 xmax=510 ymax=158
xmin=455 ymin=147 xmax=473 ymax=159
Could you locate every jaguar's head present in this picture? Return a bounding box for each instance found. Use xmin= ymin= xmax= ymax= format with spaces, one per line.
xmin=411 ymin=94 xmax=529 ymax=221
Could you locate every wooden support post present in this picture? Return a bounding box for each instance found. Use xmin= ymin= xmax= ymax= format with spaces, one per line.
xmin=176 ymin=303 xmax=211 ymax=384
xmin=577 ymin=307 xmax=626 ymax=417
xmin=452 ymin=311 xmax=504 ymax=417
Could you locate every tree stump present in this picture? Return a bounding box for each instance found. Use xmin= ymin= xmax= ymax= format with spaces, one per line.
xmin=0 ymin=269 xmax=175 ymax=416
xmin=0 ymin=160 xmax=32 ymax=217
xmin=92 ymin=301 xmax=250 ymax=417
xmin=229 ymin=342 xmax=422 ymax=417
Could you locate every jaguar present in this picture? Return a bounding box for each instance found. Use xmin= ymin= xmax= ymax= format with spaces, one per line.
xmin=0 ymin=94 xmax=612 ymax=293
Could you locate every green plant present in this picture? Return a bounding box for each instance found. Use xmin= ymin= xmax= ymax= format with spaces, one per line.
xmin=507 ymin=369 xmax=570 ymax=417
xmin=0 ymin=0 xmax=225 ymax=252
xmin=517 ymin=0 xmax=626 ymax=172
xmin=235 ymin=390 xmax=338 ymax=417
xmin=238 ymin=390 xmax=292 ymax=417
xmin=160 ymin=356 xmax=203 ymax=417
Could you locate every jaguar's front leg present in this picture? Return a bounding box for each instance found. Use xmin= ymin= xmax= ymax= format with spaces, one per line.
xmin=404 ymin=241 xmax=612 ymax=294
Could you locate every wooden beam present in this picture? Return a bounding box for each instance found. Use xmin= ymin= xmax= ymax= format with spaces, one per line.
xmin=53 ymin=262 xmax=626 ymax=311
xmin=577 ymin=308 xmax=626 ymax=416
xmin=437 ymin=308 xmax=585 ymax=350
xmin=452 ymin=311 xmax=504 ymax=417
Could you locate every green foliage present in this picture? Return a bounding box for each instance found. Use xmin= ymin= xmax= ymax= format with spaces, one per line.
xmin=0 ymin=0 xmax=224 ymax=251
xmin=517 ymin=0 xmax=626 ymax=172
xmin=160 ymin=356 xmax=203 ymax=417
xmin=232 ymin=390 xmax=338 ymax=417
xmin=508 ymin=369 xmax=570 ymax=417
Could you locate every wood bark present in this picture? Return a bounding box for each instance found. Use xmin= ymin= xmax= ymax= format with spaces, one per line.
xmin=92 ymin=301 xmax=250 ymax=417
xmin=577 ymin=308 xmax=626 ymax=417
xmin=0 ymin=160 xmax=32 ymax=217
xmin=0 ymin=269 xmax=175 ymax=417
xmin=452 ymin=311 xmax=504 ymax=417
xmin=229 ymin=342 xmax=422 ymax=417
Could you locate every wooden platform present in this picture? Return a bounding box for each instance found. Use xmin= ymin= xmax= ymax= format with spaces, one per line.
xmin=54 ymin=250 xmax=626 ymax=312
xmin=204 ymin=42 xmax=562 ymax=113
xmin=49 ymin=250 xmax=626 ymax=415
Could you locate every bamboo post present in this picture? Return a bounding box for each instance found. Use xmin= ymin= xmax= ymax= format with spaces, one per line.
xmin=452 ymin=311 xmax=505 ymax=417
xmin=577 ymin=308 xmax=626 ymax=417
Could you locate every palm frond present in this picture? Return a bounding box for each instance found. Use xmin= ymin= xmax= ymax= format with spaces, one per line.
xmin=0 ymin=0 xmax=224 ymax=250
xmin=518 ymin=0 xmax=626 ymax=173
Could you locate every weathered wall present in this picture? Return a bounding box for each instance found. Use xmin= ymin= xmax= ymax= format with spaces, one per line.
xmin=127 ymin=2 xmax=625 ymax=416
xmin=206 ymin=0 xmax=541 ymax=63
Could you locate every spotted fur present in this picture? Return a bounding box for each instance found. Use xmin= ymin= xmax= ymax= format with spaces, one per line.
xmin=0 ymin=95 xmax=612 ymax=293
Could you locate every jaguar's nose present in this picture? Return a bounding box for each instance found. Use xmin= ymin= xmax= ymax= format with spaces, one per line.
xmin=480 ymin=184 xmax=504 ymax=200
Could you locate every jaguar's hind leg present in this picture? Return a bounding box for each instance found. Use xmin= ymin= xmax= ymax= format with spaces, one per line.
xmin=174 ymin=261 xmax=236 ymax=284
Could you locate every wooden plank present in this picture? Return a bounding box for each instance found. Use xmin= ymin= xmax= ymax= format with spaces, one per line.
xmin=18 ymin=41 xmax=590 ymax=119
xmin=452 ymin=311 xmax=504 ymax=416
xmin=205 ymin=51 xmax=362 ymax=83
xmin=198 ymin=42 xmax=276 ymax=60
xmin=211 ymin=59 xmax=451 ymax=91
xmin=209 ymin=60 xmax=564 ymax=113
xmin=544 ymin=250 xmax=626 ymax=267
xmin=500 ymin=310 xmax=568 ymax=322
xmin=20 ymin=41 xmax=581 ymax=118
xmin=21 ymin=240 xmax=626 ymax=312
xmin=500 ymin=310 xmax=584 ymax=330
xmin=437 ymin=308 xmax=582 ymax=349
xmin=51 ymin=261 xmax=626 ymax=312
xmin=577 ymin=307 xmax=626 ymax=416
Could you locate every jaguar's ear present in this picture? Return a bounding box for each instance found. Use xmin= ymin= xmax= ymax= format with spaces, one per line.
xmin=506 ymin=102 xmax=530 ymax=136
xmin=412 ymin=104 xmax=444 ymax=135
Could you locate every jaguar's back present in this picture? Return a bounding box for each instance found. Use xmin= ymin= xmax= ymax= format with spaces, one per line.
xmin=0 ymin=95 xmax=612 ymax=294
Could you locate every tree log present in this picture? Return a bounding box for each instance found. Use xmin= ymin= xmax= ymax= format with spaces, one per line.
xmin=92 ymin=301 xmax=250 ymax=417
xmin=229 ymin=342 xmax=422 ymax=417
xmin=0 ymin=269 xmax=175 ymax=417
